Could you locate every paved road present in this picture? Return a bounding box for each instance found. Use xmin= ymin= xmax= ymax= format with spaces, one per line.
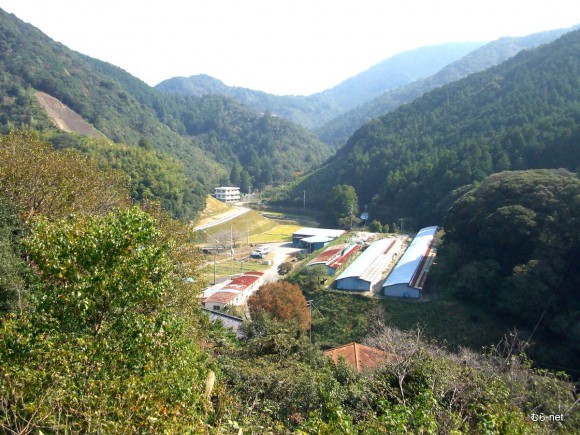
xmin=194 ymin=206 xmax=250 ymax=230
xmin=262 ymin=243 xmax=302 ymax=283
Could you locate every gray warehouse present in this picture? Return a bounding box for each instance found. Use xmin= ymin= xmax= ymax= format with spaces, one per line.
xmin=383 ymin=226 xmax=438 ymax=298
xmin=334 ymin=238 xmax=401 ymax=291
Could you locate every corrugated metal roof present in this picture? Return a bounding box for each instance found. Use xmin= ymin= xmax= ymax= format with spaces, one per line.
xmin=301 ymin=235 xmax=333 ymax=243
xmin=308 ymin=244 xmax=347 ymax=265
xmin=293 ymin=227 xmax=346 ymax=238
xmin=323 ymin=342 xmax=396 ymax=372
xmin=327 ymin=244 xmax=360 ymax=269
xmin=204 ymin=291 xmax=238 ymax=304
xmin=383 ymin=226 xmax=438 ymax=287
xmin=202 ymin=272 xmax=263 ymax=299
xmin=335 ymin=238 xmax=396 ymax=282
xmin=203 ymin=309 xmax=244 ymax=337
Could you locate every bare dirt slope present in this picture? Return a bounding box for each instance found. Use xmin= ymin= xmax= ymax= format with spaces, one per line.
xmin=35 ymin=91 xmax=101 ymax=138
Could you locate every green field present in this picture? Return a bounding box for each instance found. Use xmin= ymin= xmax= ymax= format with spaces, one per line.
xmin=201 ymin=258 xmax=271 ymax=283
xmin=199 ymin=210 xmax=277 ymax=247
xmin=249 ymin=224 xmax=302 ymax=243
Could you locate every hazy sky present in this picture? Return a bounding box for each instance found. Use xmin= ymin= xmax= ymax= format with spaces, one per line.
xmin=1 ymin=1 xmax=579 ymax=95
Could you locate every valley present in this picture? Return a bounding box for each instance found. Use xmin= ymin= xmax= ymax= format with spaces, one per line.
xmin=0 ymin=5 xmax=579 ymax=432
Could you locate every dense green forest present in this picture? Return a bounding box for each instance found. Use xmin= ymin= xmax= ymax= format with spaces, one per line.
xmin=156 ymin=43 xmax=482 ymax=129
xmin=48 ymin=133 xmax=206 ymax=220
xmin=279 ymin=29 xmax=580 ymax=229
xmin=0 ymin=8 xmax=330 ymax=218
xmin=315 ymin=26 xmax=578 ymax=146
xmin=437 ymin=169 xmax=580 ymax=372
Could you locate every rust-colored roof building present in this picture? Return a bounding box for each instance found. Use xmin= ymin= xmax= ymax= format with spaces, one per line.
xmin=324 ymin=342 xmax=395 ymax=372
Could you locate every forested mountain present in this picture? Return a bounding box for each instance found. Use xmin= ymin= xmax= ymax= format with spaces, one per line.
xmin=316 ymin=26 xmax=580 ymax=146
xmin=0 ymin=8 xmax=330 ymax=218
xmin=279 ymin=29 xmax=580 ymax=228
xmin=156 ymin=43 xmax=482 ymax=129
xmin=437 ymin=169 xmax=580 ymax=371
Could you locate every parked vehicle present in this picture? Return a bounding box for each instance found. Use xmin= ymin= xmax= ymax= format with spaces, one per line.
xmin=250 ymin=246 xmax=270 ymax=258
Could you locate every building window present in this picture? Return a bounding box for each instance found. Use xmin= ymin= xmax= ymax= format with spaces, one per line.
xmin=213 ymin=305 xmax=221 ymax=311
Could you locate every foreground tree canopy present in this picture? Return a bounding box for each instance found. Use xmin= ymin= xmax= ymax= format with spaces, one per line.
xmin=0 ymin=130 xmax=129 ymax=222
xmin=0 ymin=206 xmax=213 ymax=432
xmin=438 ymin=169 xmax=580 ymax=370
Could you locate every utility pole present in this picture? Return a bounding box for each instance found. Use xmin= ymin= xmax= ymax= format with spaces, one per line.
xmin=213 ymin=251 xmax=217 ymax=285
xmin=350 ymin=205 xmax=353 ymax=230
xmin=230 ymin=225 xmax=234 ymax=260
xmin=399 ymin=218 xmax=404 ymax=234
xmin=307 ymin=300 xmax=313 ymax=342
xmin=303 ymin=190 xmax=306 ymax=210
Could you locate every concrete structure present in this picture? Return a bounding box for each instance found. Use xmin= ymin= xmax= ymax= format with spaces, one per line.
xmin=292 ymin=227 xmax=346 ymax=247
xmin=201 ymin=271 xmax=264 ymax=310
xmin=214 ymin=186 xmax=241 ymax=203
xmin=306 ymin=243 xmax=360 ymax=275
xmin=334 ymin=238 xmax=401 ymax=291
xmin=383 ymin=226 xmax=439 ymax=298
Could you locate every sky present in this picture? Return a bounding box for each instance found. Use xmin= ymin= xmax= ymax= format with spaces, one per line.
xmin=1 ymin=1 xmax=579 ymax=95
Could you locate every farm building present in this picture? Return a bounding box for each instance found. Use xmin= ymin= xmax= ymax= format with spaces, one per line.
xmin=324 ymin=342 xmax=396 ymax=372
xmin=292 ymin=227 xmax=345 ymax=247
xmin=334 ymin=238 xmax=402 ymax=291
xmin=202 ymin=308 xmax=244 ymax=337
xmin=201 ymin=271 xmax=264 ymax=311
xmin=306 ymin=243 xmax=360 ymax=275
xmin=300 ymin=235 xmax=333 ymax=253
xmin=383 ymin=226 xmax=439 ymax=298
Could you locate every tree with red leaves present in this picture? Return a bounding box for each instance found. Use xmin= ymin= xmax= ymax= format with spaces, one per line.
xmin=248 ymin=281 xmax=310 ymax=330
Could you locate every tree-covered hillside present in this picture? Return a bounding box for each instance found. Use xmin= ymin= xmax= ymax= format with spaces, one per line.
xmin=316 ymin=26 xmax=579 ymax=146
xmin=281 ymin=29 xmax=580 ymax=228
xmin=0 ymin=8 xmax=330 ymax=212
xmin=156 ymin=43 xmax=482 ymax=129
xmin=437 ymin=169 xmax=580 ymax=372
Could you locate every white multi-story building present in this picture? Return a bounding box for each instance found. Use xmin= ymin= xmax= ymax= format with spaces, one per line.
xmin=215 ymin=186 xmax=241 ymax=203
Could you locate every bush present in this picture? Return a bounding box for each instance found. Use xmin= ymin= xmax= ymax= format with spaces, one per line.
xmin=278 ymin=262 xmax=293 ymax=275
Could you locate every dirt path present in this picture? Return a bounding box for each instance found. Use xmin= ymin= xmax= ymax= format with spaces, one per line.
xmin=262 ymin=243 xmax=301 ymax=283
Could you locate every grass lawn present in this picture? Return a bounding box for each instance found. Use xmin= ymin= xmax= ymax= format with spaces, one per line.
xmin=200 ymin=210 xmax=277 ymax=247
xmin=198 ymin=196 xmax=233 ymax=220
xmin=307 ymin=286 xmax=509 ymax=352
xmin=200 ymin=258 xmax=271 ymax=283
xmin=380 ymin=287 xmax=509 ymax=350
xmin=249 ymin=224 xmax=302 ymax=244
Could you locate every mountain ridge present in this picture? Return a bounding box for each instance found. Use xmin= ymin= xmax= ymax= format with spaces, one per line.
xmin=0 ymin=7 xmax=331 ymax=215
xmin=278 ymin=28 xmax=580 ymax=227
xmin=315 ymin=25 xmax=580 ymax=145
xmin=156 ymin=42 xmax=484 ymax=129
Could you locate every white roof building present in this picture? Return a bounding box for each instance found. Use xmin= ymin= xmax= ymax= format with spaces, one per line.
xmin=292 ymin=227 xmax=346 ymax=246
xmin=334 ymin=237 xmax=401 ymax=291
xmin=383 ymin=226 xmax=439 ymax=298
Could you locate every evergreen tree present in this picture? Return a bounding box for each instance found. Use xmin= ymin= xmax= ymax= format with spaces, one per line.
xmin=230 ymin=161 xmax=242 ymax=186
xmin=324 ymin=184 xmax=359 ymax=228
xmin=240 ymin=170 xmax=252 ymax=194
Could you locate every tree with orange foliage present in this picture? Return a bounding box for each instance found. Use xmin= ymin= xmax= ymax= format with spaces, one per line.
xmin=248 ymin=281 xmax=310 ymax=330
